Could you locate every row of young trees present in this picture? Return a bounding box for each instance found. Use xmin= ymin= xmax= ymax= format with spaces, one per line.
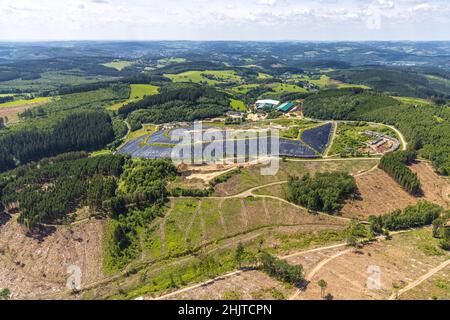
xmin=284 ymin=172 xmax=357 ymax=213
xmin=0 ymin=96 xmax=14 ymax=104
xmin=258 ymin=252 xmax=304 ymax=285
xmin=368 ymin=201 xmax=442 ymax=233
xmin=378 ymin=151 xmax=421 ymax=195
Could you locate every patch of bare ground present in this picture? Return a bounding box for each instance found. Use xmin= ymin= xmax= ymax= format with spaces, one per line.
xmin=340 ymin=169 xmax=416 ymax=219
xmin=341 ymin=161 xmax=450 ymax=219
xmin=0 ymin=215 xmax=106 ymax=299
xmin=291 ymin=229 xmax=450 ymax=300
xmin=399 ymin=265 xmax=450 ymax=300
xmin=164 ymin=228 xmax=449 ymax=301
xmin=0 ymin=102 xmax=46 ymax=124
xmin=410 ymin=161 xmax=450 ymax=209
xmin=162 ymin=270 xmax=295 ymax=300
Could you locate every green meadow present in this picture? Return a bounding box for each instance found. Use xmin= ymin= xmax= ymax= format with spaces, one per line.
xmin=102 ymin=60 xmax=135 ymax=71
xmin=230 ymin=99 xmax=246 ymax=111
xmin=108 ymin=84 xmax=159 ymax=111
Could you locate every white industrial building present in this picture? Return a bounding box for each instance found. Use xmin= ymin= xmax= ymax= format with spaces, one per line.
xmin=255 ymin=99 xmax=280 ymax=110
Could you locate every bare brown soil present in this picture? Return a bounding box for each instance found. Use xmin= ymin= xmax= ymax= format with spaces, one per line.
xmin=410 ymin=161 xmax=450 ymax=209
xmin=293 ymin=230 xmax=450 ymax=300
xmin=341 ymin=161 xmax=450 ymax=219
xmin=0 ymin=214 xmax=106 ymax=299
xmin=163 ymin=270 xmax=295 ymax=300
xmin=0 ymin=102 xmax=45 ymax=124
xmin=155 ymin=229 xmax=449 ymax=300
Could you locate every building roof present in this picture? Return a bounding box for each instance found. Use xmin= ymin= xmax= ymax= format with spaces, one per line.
xmin=256 ymin=99 xmax=280 ymax=106
xmin=277 ymin=101 xmax=295 ymax=112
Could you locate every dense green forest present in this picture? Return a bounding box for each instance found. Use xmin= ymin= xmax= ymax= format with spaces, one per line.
xmin=119 ymin=83 xmax=230 ymax=129
xmin=330 ymin=68 xmax=450 ymax=99
xmin=0 ymin=110 xmax=115 ymax=172
xmin=0 ymin=154 xmax=126 ymax=228
xmin=303 ymin=88 xmax=450 ymax=175
xmin=284 ymin=172 xmax=357 ymax=213
xmin=379 ymin=151 xmax=421 ymax=195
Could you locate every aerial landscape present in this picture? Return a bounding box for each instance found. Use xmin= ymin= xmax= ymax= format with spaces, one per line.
xmin=0 ymin=0 xmax=449 ymax=308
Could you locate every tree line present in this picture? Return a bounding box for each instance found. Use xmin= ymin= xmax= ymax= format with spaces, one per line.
xmin=0 ymin=110 xmax=115 ymax=172
xmin=369 ymin=201 xmax=442 ymax=233
xmin=378 ymin=151 xmax=421 ymax=195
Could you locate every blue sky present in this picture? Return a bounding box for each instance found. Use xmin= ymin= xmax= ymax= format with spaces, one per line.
xmin=1 ymin=0 xmax=449 ymax=41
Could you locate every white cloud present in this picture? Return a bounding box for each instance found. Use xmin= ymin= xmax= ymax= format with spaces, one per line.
xmin=256 ymin=0 xmax=278 ymax=5
xmin=0 ymin=0 xmax=449 ymax=40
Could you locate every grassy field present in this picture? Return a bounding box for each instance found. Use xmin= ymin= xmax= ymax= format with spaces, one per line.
xmin=164 ymin=70 xmax=243 ymax=85
xmin=0 ymin=96 xmax=52 ymax=108
xmin=102 ymin=60 xmax=135 ymax=71
xmin=129 ymin=84 xmax=159 ymax=99
xmin=122 ymin=123 xmax=158 ymax=144
xmin=108 ymin=84 xmax=159 ymax=110
xmin=156 ymin=57 xmax=187 ymax=68
xmin=230 ymin=99 xmax=246 ymax=111
xmin=99 ymin=194 xmax=348 ymax=299
xmin=269 ymin=83 xmax=307 ymax=93
xmin=257 ymin=73 xmax=272 ymax=80
xmin=228 ymin=84 xmax=260 ymax=94
xmin=337 ymin=83 xmax=371 ymax=89
xmin=90 ymin=149 xmax=113 ymax=157
xmin=393 ymin=96 xmax=431 ymax=106
xmin=289 ymin=74 xmax=369 ymax=89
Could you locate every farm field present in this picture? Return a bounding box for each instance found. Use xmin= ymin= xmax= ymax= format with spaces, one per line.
xmin=108 ymin=84 xmax=159 ymax=110
xmin=268 ymin=83 xmax=307 ymax=94
xmin=0 ymin=96 xmax=52 ymax=108
xmin=393 ymin=96 xmax=431 ymax=106
xmin=228 ymin=84 xmax=260 ymax=94
xmin=0 ymin=96 xmax=53 ymax=123
xmin=290 ymin=74 xmax=370 ymax=89
xmin=156 ymin=57 xmax=187 ymax=68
